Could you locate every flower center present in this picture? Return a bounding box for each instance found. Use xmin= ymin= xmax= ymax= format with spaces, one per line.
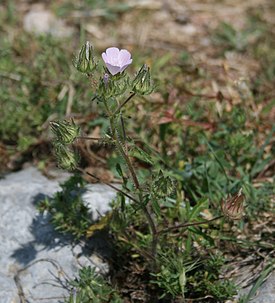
xmin=111 ymin=57 xmax=121 ymax=66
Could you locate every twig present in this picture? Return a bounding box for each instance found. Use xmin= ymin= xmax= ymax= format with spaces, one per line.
xmin=65 ymin=83 xmax=75 ymax=116
xmin=77 ymin=136 xmax=102 ymax=140
xmin=77 ymin=167 xmax=139 ymax=204
xmin=14 ymin=273 xmax=26 ymax=303
xmin=0 ymin=71 xmax=21 ymax=81
xmin=256 ymin=159 xmax=275 ymax=178
xmin=96 ymin=100 xmax=159 ymax=262
xmin=182 ymin=87 xmax=232 ymax=102
xmin=144 ymin=204 xmax=158 ymax=259
xmin=14 ymin=258 xmax=71 ymax=303
xmin=114 ymin=92 xmax=136 ymax=115
xmin=157 ymin=215 xmax=223 ymax=235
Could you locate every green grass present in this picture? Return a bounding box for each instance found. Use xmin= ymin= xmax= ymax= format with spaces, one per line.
xmin=0 ymin=33 xmax=96 ymax=152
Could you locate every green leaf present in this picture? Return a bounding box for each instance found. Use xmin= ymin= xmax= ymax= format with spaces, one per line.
xmin=239 ymin=263 xmax=274 ymax=303
xmin=185 ymin=233 xmax=192 ymax=255
xmin=188 ymin=198 xmax=209 ymax=221
xmin=115 ymin=163 xmax=123 ymax=177
xmin=128 ymin=146 xmax=154 ymax=165
xmin=151 ymin=198 xmax=161 ymax=216
xmin=251 ymin=125 xmax=275 ymax=177
xmin=179 ymin=268 xmax=186 ymax=297
xmin=188 ymin=226 xmax=215 ymax=246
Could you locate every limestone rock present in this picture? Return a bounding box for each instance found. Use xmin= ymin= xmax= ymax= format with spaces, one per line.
xmin=0 ymin=167 xmax=114 ymax=302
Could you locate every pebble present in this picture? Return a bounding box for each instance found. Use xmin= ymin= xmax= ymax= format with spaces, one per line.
xmin=23 ymin=5 xmax=73 ymax=38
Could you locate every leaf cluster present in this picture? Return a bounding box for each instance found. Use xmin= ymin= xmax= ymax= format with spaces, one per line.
xmin=67 ymin=266 xmax=123 ymax=303
xmin=38 ymin=175 xmax=92 ymax=239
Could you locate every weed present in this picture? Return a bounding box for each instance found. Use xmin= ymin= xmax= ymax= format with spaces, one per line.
xmin=67 ymin=266 xmax=123 ymax=303
xmin=38 ymin=175 xmax=92 ymax=239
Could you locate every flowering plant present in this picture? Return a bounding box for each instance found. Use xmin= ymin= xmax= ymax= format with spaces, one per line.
xmin=50 ymin=42 xmax=245 ymax=302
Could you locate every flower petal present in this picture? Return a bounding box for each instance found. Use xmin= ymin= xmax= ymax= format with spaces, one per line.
xmin=105 ymin=47 xmax=121 ymax=65
xmin=102 ymin=52 xmax=108 ymax=64
xmin=106 ymin=47 xmax=120 ymax=55
xmin=105 ymin=63 xmax=121 ymax=75
xmin=119 ymin=60 xmax=132 ymax=73
xmin=118 ymin=49 xmax=132 ymax=66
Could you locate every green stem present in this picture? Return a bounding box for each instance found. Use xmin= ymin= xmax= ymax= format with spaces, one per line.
xmin=157 ymin=215 xmax=224 ymax=235
xmin=113 ymin=92 xmax=136 ymax=116
xmin=144 ymin=202 xmax=158 ymax=260
xmin=77 ymin=168 xmax=139 ymax=204
xmin=109 ymin=114 xmax=140 ymax=189
xmin=105 ymin=99 xmax=158 ymax=261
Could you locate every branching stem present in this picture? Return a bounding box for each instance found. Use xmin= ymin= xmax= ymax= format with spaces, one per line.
xmin=157 ymin=215 xmax=224 ymax=235
xmin=114 ymin=92 xmax=136 ymax=115
xmin=77 ymin=136 xmax=101 ymax=140
xmin=77 ymin=168 xmax=139 ymax=204
xmin=104 ymin=98 xmax=158 ymax=262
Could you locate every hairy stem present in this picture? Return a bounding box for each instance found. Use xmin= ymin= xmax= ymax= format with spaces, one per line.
xmin=105 ymin=99 xmax=158 ymax=261
xmin=77 ymin=168 xmax=139 ymax=204
xmin=114 ymin=92 xmax=136 ymax=116
xmin=143 ymin=202 xmax=158 ymax=260
xmin=77 ymin=136 xmax=101 ymax=140
xmin=109 ymin=114 xmax=140 ymax=189
xmin=157 ymin=215 xmax=224 ymax=235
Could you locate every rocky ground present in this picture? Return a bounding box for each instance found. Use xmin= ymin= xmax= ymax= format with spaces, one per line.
xmin=0 ymin=167 xmax=274 ymax=302
xmin=0 ymin=167 xmax=115 ymax=303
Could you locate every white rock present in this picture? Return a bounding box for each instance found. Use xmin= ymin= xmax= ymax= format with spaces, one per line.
xmin=0 ymin=167 xmax=114 ymax=302
xmin=23 ymin=5 xmax=73 ymax=38
xmin=83 ymin=184 xmax=116 ymax=221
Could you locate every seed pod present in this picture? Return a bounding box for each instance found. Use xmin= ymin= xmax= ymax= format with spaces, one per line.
xmin=50 ymin=119 xmax=80 ymax=145
xmin=132 ymin=64 xmax=155 ymax=95
xmin=221 ymin=188 xmax=245 ymax=220
xmin=54 ymin=143 xmax=79 ymax=171
xmin=151 ymin=170 xmax=175 ymax=198
xmin=73 ymin=41 xmax=97 ymax=74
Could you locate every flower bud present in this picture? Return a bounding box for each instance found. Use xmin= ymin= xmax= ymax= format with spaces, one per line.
xmin=132 ymin=64 xmax=154 ymax=95
xmin=151 ymin=170 xmax=175 ymax=198
xmin=103 ymin=73 xmax=109 ymax=87
xmin=73 ymin=41 xmax=97 ymax=74
xmin=221 ymin=188 xmax=245 ymax=220
xmin=50 ymin=119 xmax=80 ymax=144
xmin=54 ymin=143 xmax=79 ymax=170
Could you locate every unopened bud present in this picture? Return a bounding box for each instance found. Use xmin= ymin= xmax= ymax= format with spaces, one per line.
xmin=221 ymin=188 xmax=245 ymax=220
xmin=54 ymin=143 xmax=79 ymax=170
xmin=103 ymin=73 xmax=109 ymax=87
xmin=73 ymin=41 xmax=97 ymax=74
xmin=132 ymin=64 xmax=154 ymax=95
xmin=50 ymin=119 xmax=80 ymax=144
xmin=151 ymin=170 xmax=175 ymax=198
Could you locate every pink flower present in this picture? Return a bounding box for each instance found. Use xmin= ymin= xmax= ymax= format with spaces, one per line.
xmin=102 ymin=47 xmax=132 ymax=75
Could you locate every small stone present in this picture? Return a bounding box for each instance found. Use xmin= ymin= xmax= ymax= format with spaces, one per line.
xmin=23 ymin=5 xmax=73 ymax=38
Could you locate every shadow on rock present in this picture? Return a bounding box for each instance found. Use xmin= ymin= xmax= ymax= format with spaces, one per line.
xmin=11 ymin=193 xmax=73 ymax=266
